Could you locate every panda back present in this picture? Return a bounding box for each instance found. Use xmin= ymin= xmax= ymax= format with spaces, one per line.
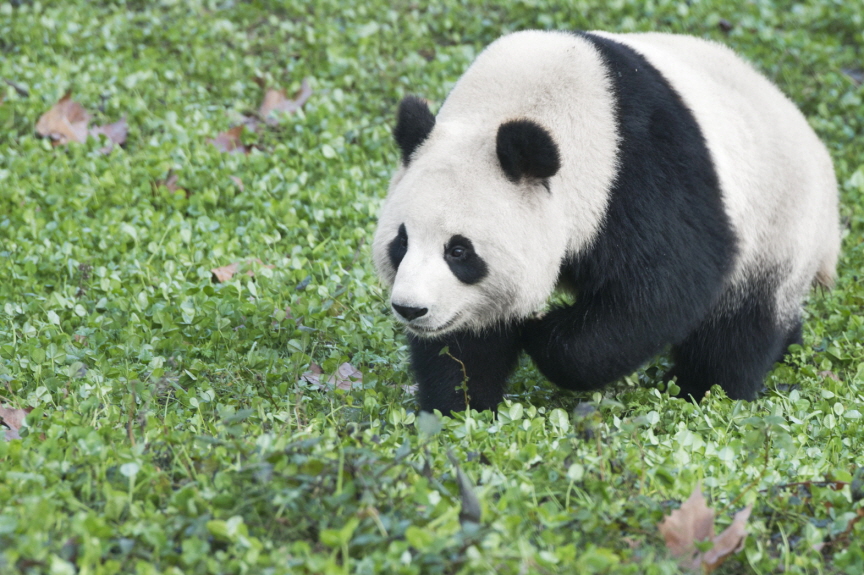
xmin=595 ymin=32 xmax=840 ymax=316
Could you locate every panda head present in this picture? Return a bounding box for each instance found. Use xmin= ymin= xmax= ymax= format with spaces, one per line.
xmin=372 ymin=96 xmax=568 ymax=337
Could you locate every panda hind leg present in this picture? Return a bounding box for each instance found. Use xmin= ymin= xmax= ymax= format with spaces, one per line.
xmin=670 ymin=290 xmax=794 ymax=401
xmin=777 ymin=318 xmax=803 ymax=364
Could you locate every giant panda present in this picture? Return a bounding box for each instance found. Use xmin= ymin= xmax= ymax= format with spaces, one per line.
xmin=372 ymin=30 xmax=840 ymax=415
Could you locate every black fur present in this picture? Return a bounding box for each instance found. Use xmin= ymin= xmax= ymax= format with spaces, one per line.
xmin=408 ymin=34 xmax=796 ymax=413
xmin=388 ymin=223 xmax=408 ymax=270
xmin=523 ymin=32 xmax=783 ymax=400
xmin=670 ymin=276 xmax=800 ymax=400
xmin=496 ymin=119 xmax=561 ymax=182
xmin=408 ymin=324 xmax=523 ymax=414
xmin=444 ymin=235 xmax=488 ymax=284
xmin=393 ymin=96 xmax=436 ymax=165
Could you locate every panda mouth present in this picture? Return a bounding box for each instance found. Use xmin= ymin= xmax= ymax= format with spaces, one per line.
xmin=406 ymin=313 xmax=463 ymax=337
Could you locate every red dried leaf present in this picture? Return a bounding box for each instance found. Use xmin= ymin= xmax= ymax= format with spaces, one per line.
xmin=259 ymin=78 xmax=312 ymax=125
xmin=36 ymin=93 xmax=90 ymax=145
xmin=300 ymin=362 xmax=362 ymax=391
xmin=211 ymin=262 xmax=240 ymax=283
xmin=154 ymin=172 xmax=188 ymax=198
xmin=211 ymin=259 xmax=273 ymax=283
xmin=229 ymin=176 xmax=245 ymax=192
xmin=210 ymin=125 xmax=249 ymax=154
xmin=90 ymin=116 xmax=128 ymax=153
xmin=658 ymin=484 xmax=752 ymax=573
xmin=819 ymin=370 xmax=841 ymax=382
xmin=161 ymin=173 xmax=182 ymax=193
xmin=0 ymin=405 xmax=30 ymax=441
xmin=702 ymin=505 xmax=753 ymax=570
xmin=659 ymin=485 xmax=715 ymax=565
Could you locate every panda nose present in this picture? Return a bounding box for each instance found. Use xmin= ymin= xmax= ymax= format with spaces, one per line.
xmin=392 ymin=303 xmax=428 ymax=321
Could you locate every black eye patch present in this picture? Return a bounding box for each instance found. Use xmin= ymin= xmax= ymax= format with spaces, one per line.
xmin=388 ymin=224 xmax=408 ymax=270
xmin=444 ymin=235 xmax=488 ymax=285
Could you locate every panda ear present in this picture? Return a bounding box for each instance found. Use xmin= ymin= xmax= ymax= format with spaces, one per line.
xmin=393 ymin=96 xmax=436 ymax=165
xmin=496 ymin=119 xmax=561 ymax=182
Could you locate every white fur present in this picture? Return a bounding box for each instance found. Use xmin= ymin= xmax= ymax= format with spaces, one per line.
xmin=593 ymin=32 xmax=840 ymax=324
xmin=374 ymin=31 xmax=619 ymax=334
xmin=373 ymin=30 xmax=840 ymax=335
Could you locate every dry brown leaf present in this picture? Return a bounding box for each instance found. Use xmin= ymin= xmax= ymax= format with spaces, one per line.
xmin=819 ymin=370 xmax=841 ymax=382
xmin=161 ymin=173 xmax=182 ymax=193
xmin=259 ymin=78 xmax=312 ymax=125
xmin=210 ymin=125 xmax=249 ymax=154
xmin=0 ymin=405 xmax=30 ymax=441
xmin=702 ymin=504 xmax=753 ymax=570
xmin=36 ymin=94 xmax=126 ymax=153
xmin=36 ymin=93 xmax=90 ymax=145
xmin=211 ymin=262 xmax=242 ymax=283
xmin=658 ymin=484 xmax=752 ymax=573
xmin=210 ymin=258 xmax=273 ymax=283
xmin=300 ymin=362 xmax=362 ymax=391
xmin=659 ymin=485 xmax=715 ymax=564
xmin=229 ymin=176 xmax=245 ymax=192
xmin=90 ymin=116 xmax=128 ymax=153
xmin=154 ymin=172 xmax=188 ymax=198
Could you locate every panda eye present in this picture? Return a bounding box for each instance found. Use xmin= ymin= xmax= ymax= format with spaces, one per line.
xmin=447 ymin=245 xmax=467 ymax=259
xmin=400 ymin=235 xmax=407 ymax=248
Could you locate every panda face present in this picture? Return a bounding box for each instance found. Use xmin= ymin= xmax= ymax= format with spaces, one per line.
xmin=373 ymin=116 xmax=570 ymax=337
xmin=376 ymin=163 xmax=510 ymax=336
xmin=384 ymin=218 xmax=492 ymax=336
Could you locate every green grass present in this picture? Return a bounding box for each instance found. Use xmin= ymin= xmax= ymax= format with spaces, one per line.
xmin=1 ymin=0 xmax=863 ymax=573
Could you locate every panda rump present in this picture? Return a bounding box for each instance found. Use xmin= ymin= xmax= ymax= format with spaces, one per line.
xmin=372 ymin=30 xmax=840 ymax=414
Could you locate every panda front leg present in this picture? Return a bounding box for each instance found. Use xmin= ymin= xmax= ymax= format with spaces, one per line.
xmin=407 ymin=323 xmax=523 ymax=415
xmin=521 ymin=294 xmax=669 ymax=393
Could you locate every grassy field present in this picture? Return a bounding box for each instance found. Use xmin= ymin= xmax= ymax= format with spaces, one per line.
xmin=1 ymin=0 xmax=863 ymax=573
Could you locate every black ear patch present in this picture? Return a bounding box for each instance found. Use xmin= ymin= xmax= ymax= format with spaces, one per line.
xmin=496 ymin=119 xmax=561 ymax=183
xmin=393 ymin=96 xmax=436 ymax=165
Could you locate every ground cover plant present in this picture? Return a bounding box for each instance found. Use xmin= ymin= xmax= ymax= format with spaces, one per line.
xmin=0 ymin=0 xmax=863 ymax=573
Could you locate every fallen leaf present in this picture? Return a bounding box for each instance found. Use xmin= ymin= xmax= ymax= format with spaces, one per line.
xmin=0 ymin=405 xmax=30 ymax=441
xmin=300 ymin=362 xmax=362 ymax=391
xmin=658 ymin=483 xmax=752 ymax=572
xmin=259 ymin=78 xmax=312 ymax=125
xmin=36 ymin=93 xmax=126 ymax=152
xmin=210 ymin=258 xmax=273 ymax=283
xmin=153 ymin=171 xmax=189 ymax=198
xmin=658 ymin=485 xmax=715 ymax=563
xmin=229 ymin=176 xmax=245 ymax=192
xmin=819 ymin=370 xmax=841 ymax=382
xmin=210 ymin=125 xmax=249 ymax=154
xmin=702 ymin=505 xmax=753 ymax=569
xmin=90 ymin=116 xmax=128 ymax=153
xmin=160 ymin=173 xmax=182 ymax=193
xmin=211 ymin=262 xmax=241 ymax=283
xmin=36 ymin=93 xmax=90 ymax=145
